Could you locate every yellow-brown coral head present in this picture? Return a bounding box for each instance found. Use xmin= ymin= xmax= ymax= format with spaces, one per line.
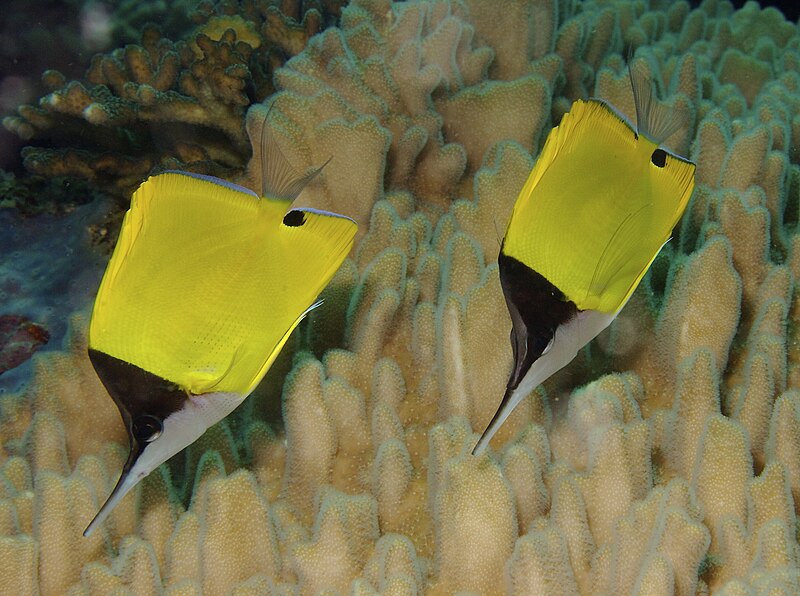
xmin=192 ymin=15 xmax=262 ymax=55
xmin=84 ymin=350 xmax=243 ymax=536
xmin=473 ymin=63 xmax=695 ymax=455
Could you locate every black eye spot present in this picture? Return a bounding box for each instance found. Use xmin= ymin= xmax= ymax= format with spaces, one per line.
xmin=283 ymin=210 xmax=306 ymax=227
xmin=132 ymin=414 xmax=163 ymax=443
xmin=651 ymin=148 xmax=667 ymax=168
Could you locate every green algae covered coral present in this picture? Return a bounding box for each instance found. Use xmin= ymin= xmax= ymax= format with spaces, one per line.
xmin=2 ymin=0 xmax=800 ymax=594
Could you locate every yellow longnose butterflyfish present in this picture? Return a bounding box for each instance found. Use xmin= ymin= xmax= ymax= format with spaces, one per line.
xmin=473 ymin=62 xmax=696 ymax=455
xmin=84 ymin=108 xmax=357 ymax=536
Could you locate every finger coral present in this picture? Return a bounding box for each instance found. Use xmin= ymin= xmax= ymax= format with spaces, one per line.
xmin=2 ymin=0 xmax=800 ymax=594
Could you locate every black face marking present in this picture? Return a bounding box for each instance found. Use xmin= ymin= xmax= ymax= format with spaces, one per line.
xmin=283 ymin=210 xmax=306 ymax=227
xmin=475 ymin=253 xmax=579 ymax=452
xmin=651 ymin=148 xmax=667 ymax=167
xmin=88 ymin=349 xmax=188 ymax=467
xmin=497 ymin=252 xmax=578 ymax=392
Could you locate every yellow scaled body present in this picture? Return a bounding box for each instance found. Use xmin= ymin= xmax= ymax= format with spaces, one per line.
xmin=473 ymin=65 xmax=696 ymax=455
xmin=90 ymin=172 xmax=355 ymax=396
xmin=85 ymin=114 xmax=356 ymax=535
xmin=503 ymin=100 xmax=694 ymax=313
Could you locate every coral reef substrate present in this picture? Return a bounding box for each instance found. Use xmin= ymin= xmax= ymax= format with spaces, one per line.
xmin=2 ymin=0 xmax=800 ymax=594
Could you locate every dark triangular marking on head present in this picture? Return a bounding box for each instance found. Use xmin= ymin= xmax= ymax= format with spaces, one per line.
xmin=88 ymin=349 xmax=188 ymax=445
xmin=86 ymin=348 xmax=189 ymax=534
xmin=497 ymin=252 xmax=578 ymax=392
xmin=260 ymin=102 xmax=331 ymax=200
xmin=472 ymin=253 xmax=578 ymax=456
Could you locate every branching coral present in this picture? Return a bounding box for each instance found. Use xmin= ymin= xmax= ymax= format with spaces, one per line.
xmin=2 ymin=1 xmax=346 ymax=200
xmin=2 ymin=0 xmax=800 ymax=594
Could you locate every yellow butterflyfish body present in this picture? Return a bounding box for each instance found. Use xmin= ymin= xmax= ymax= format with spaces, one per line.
xmin=502 ymin=99 xmax=694 ymax=313
xmin=90 ymin=172 xmax=354 ymax=396
xmin=473 ymin=63 xmax=695 ymax=455
xmin=85 ymin=111 xmax=356 ymax=536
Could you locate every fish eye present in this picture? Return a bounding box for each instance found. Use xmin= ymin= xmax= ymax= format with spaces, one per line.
xmin=132 ymin=414 xmax=163 ymax=443
xmin=283 ymin=210 xmax=306 ymax=227
xmin=651 ymin=148 xmax=667 ymax=168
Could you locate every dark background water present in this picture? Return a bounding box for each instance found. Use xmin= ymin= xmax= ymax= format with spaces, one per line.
xmin=725 ymin=0 xmax=798 ymax=20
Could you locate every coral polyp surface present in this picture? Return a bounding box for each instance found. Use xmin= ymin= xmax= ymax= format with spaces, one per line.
xmin=2 ymin=0 xmax=800 ymax=594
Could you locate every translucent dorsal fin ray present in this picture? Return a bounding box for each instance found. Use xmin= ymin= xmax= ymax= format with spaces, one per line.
xmin=260 ymin=103 xmax=330 ymax=200
xmin=629 ymin=59 xmax=683 ymax=146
